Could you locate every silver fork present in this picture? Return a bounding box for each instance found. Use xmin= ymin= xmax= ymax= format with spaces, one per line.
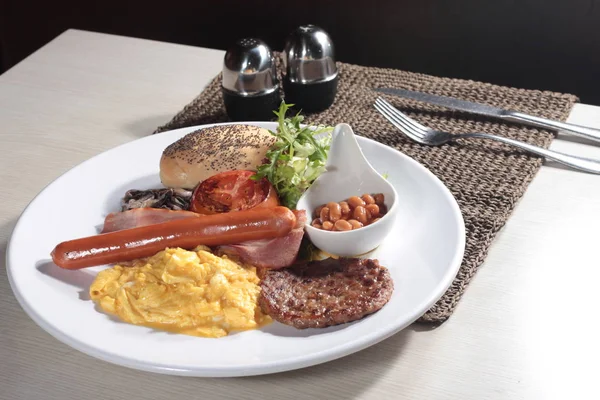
xmin=374 ymin=97 xmax=600 ymax=174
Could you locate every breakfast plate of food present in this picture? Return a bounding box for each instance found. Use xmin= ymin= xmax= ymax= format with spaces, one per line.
xmin=6 ymin=103 xmax=465 ymax=377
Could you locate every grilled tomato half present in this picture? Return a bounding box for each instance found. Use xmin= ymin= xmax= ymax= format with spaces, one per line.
xmin=190 ymin=170 xmax=279 ymax=214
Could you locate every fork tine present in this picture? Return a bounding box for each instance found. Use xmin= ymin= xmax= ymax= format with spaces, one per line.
xmin=374 ymin=102 xmax=423 ymax=143
xmin=373 ymin=102 xmax=408 ymax=135
xmin=374 ymin=101 xmax=420 ymax=136
xmin=389 ymin=108 xmax=429 ymax=138
xmin=374 ymin=99 xmax=426 ymax=139
xmin=374 ymin=98 xmax=425 ymax=138
xmin=375 ymin=97 xmax=430 ymax=133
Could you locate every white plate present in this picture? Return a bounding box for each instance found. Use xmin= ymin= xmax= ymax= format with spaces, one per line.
xmin=6 ymin=122 xmax=465 ymax=377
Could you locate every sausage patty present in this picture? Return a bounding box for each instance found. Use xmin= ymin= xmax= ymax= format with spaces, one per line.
xmin=258 ymin=258 xmax=393 ymax=329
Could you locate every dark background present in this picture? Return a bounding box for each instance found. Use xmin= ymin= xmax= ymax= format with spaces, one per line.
xmin=2 ymin=0 xmax=599 ymax=105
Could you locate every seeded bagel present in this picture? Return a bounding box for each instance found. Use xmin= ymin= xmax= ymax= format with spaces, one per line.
xmin=160 ymin=124 xmax=275 ymax=189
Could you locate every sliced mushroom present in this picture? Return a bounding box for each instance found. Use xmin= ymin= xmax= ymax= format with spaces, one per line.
xmin=121 ymin=188 xmax=193 ymax=211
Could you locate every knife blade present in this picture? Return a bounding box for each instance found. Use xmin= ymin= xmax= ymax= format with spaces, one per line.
xmin=373 ymin=87 xmax=600 ymax=144
xmin=374 ymin=87 xmax=509 ymax=117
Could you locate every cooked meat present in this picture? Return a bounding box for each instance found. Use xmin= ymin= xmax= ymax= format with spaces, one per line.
xmin=101 ymin=208 xmax=200 ymax=233
xmin=102 ymin=207 xmax=305 ymax=270
xmin=217 ymin=210 xmax=306 ymax=269
xmin=121 ymin=188 xmax=193 ymax=211
xmin=258 ymin=258 xmax=393 ymax=329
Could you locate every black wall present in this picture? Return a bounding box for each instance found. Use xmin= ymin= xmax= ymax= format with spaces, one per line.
xmin=2 ymin=0 xmax=599 ymax=104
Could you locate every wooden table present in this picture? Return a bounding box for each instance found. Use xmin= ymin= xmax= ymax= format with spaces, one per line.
xmin=2 ymin=30 xmax=600 ymax=400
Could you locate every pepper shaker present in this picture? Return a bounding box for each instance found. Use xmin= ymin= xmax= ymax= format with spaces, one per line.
xmin=222 ymin=38 xmax=281 ymax=121
xmin=283 ymin=25 xmax=338 ymax=113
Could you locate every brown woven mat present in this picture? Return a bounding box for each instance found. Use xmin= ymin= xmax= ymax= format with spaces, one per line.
xmin=154 ymin=60 xmax=578 ymax=323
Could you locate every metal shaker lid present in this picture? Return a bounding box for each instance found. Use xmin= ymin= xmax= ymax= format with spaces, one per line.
xmin=284 ymin=25 xmax=337 ymax=84
xmin=222 ymin=38 xmax=279 ymax=96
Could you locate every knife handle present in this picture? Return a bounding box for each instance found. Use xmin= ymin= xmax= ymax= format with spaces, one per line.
xmin=457 ymin=132 xmax=600 ymax=174
xmin=505 ymin=111 xmax=600 ymax=143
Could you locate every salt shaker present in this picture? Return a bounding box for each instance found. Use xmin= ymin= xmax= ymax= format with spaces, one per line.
xmin=283 ymin=25 xmax=338 ymax=113
xmin=222 ymin=38 xmax=281 ymax=121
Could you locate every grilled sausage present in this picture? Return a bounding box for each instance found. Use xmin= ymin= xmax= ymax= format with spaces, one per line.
xmin=52 ymin=206 xmax=296 ymax=269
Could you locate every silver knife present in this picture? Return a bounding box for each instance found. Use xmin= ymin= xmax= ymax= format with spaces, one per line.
xmin=374 ymin=87 xmax=600 ymax=144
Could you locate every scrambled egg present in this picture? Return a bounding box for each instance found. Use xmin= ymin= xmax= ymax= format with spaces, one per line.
xmin=89 ymin=246 xmax=271 ymax=338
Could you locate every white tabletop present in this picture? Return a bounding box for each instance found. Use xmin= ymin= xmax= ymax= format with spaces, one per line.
xmin=1 ymin=29 xmax=600 ymax=400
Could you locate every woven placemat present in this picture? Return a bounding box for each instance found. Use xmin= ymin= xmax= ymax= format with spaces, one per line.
xmin=154 ymin=60 xmax=578 ymax=323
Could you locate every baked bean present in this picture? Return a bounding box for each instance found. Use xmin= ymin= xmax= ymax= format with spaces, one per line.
xmin=327 ymin=202 xmax=342 ymax=222
xmin=339 ymin=201 xmax=351 ymax=219
xmin=314 ymin=205 xmax=324 ymax=218
xmin=378 ymin=204 xmax=388 ymax=215
xmin=366 ymin=204 xmax=380 ymax=218
xmin=370 ymin=217 xmax=381 ymax=225
xmin=348 ymin=219 xmax=363 ymax=230
xmin=312 ymin=193 xmax=386 ymax=231
xmin=334 ymin=219 xmax=353 ymax=231
xmin=353 ymin=205 xmax=368 ymax=224
xmin=361 ymin=194 xmax=375 ymax=205
xmin=348 ymin=196 xmax=365 ymax=209
xmin=320 ymin=207 xmax=330 ymax=222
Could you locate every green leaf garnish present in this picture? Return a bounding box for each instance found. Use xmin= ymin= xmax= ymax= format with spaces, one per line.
xmin=251 ymin=102 xmax=333 ymax=209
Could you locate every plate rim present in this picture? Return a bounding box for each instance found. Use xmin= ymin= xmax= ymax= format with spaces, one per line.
xmin=6 ymin=121 xmax=466 ymax=377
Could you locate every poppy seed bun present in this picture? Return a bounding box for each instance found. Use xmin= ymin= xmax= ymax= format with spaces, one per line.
xmin=160 ymin=124 xmax=276 ymax=189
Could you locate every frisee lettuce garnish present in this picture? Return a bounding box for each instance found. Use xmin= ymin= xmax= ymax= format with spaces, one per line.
xmin=251 ymin=102 xmax=333 ymax=209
